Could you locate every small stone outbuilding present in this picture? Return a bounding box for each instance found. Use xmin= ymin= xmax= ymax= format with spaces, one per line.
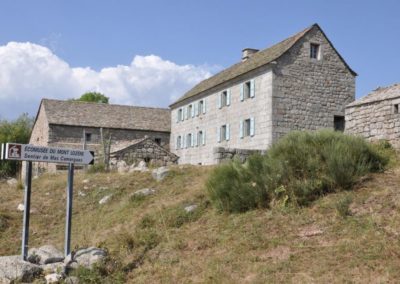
xmin=110 ymin=137 xmax=178 ymax=167
xmin=345 ymin=83 xmax=400 ymax=148
xmin=28 ymin=99 xmax=174 ymax=173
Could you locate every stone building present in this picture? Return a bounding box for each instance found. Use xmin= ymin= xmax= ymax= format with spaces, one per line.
xmin=170 ymin=23 xmax=357 ymax=165
xmin=29 ymin=99 xmax=173 ymax=173
xmin=345 ymin=83 xmax=400 ymax=148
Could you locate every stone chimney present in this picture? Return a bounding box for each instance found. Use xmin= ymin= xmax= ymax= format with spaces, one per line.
xmin=242 ymin=48 xmax=259 ymax=61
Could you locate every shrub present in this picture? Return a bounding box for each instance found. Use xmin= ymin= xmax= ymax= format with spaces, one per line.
xmin=335 ymin=195 xmax=353 ymax=218
xmin=207 ymin=158 xmax=270 ymax=213
xmin=207 ymin=130 xmax=390 ymax=212
xmin=87 ymin=163 xmax=106 ymax=174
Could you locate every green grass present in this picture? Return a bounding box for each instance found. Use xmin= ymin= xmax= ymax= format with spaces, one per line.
xmin=1 ymin=157 xmax=400 ymax=283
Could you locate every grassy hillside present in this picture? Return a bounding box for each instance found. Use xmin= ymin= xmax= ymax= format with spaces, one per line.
xmin=1 ymin=164 xmax=400 ymax=283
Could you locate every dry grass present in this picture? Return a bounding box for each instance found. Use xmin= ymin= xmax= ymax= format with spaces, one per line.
xmin=1 ymin=164 xmax=400 ymax=283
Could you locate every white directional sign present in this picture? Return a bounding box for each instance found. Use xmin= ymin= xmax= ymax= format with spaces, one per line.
xmin=1 ymin=143 xmax=4 ymax=160
xmin=4 ymin=143 xmax=94 ymax=165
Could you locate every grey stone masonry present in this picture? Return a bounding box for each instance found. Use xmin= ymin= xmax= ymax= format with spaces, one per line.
xmin=111 ymin=137 xmax=178 ymax=167
xmin=272 ymin=26 xmax=355 ymax=141
xmin=345 ymin=84 xmax=400 ymax=149
xmin=170 ymin=24 xmax=356 ymax=165
xmin=213 ymin=147 xmax=266 ymax=164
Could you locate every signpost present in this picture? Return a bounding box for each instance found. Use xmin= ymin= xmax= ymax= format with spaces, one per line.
xmin=2 ymin=143 xmax=94 ymax=260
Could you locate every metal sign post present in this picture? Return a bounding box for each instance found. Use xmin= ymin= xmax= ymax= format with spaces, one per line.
xmin=22 ymin=161 xmax=32 ymax=260
xmin=3 ymin=143 xmax=94 ymax=259
xmin=64 ymin=163 xmax=74 ymax=256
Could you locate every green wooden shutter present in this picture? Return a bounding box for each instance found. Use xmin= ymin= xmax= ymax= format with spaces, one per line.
xmin=203 ymin=99 xmax=206 ymax=114
xmin=227 ymin=89 xmax=231 ymax=106
xmin=250 ymin=79 xmax=255 ymax=98
xmin=240 ymin=84 xmax=244 ymax=101
xmin=218 ymin=93 xmax=222 ymax=109
xmin=240 ymin=120 xmax=244 ymax=138
xmin=202 ymin=130 xmax=206 ymax=145
xmin=217 ymin=127 xmax=221 ymax=143
xmin=226 ymin=124 xmax=230 ymax=141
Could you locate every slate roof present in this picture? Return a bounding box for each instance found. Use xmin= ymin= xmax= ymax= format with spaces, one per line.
xmin=171 ymin=23 xmax=356 ymax=107
xmin=39 ymin=99 xmax=170 ymax=132
xmin=347 ymin=83 xmax=400 ymax=108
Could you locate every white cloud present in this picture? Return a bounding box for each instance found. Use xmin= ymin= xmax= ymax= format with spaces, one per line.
xmin=0 ymin=42 xmax=217 ymax=120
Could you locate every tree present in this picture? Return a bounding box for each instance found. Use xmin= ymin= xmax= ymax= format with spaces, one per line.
xmin=75 ymin=92 xmax=109 ymax=104
xmin=0 ymin=113 xmax=34 ymax=178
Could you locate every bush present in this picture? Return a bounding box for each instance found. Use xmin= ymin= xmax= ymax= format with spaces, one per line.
xmin=87 ymin=163 xmax=106 ymax=174
xmin=207 ymin=130 xmax=390 ymax=212
xmin=207 ymin=157 xmax=270 ymax=213
xmin=336 ymin=195 xmax=353 ymax=218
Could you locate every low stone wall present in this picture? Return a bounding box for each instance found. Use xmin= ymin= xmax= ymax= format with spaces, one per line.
xmin=213 ymin=147 xmax=266 ymax=164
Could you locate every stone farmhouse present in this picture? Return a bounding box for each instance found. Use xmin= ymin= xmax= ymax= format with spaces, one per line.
xmin=29 ymin=99 xmax=176 ymax=173
xmin=346 ymin=83 xmax=400 ymax=149
xmin=169 ymin=23 xmax=357 ymax=165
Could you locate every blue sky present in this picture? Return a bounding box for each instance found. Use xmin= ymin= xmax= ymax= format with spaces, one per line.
xmin=0 ymin=0 xmax=399 ymax=119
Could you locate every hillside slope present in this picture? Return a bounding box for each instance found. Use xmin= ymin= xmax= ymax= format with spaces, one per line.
xmin=1 ymin=165 xmax=400 ymax=283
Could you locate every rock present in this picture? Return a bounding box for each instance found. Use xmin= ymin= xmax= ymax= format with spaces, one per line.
xmin=45 ymin=273 xmax=63 ymax=283
xmin=82 ymin=179 xmax=90 ymax=184
xmin=64 ymin=276 xmax=80 ymax=284
xmin=83 ymin=186 xmax=89 ymax=190
xmin=184 ymin=204 xmax=198 ymax=213
xmin=7 ymin=178 xmax=18 ymax=186
xmin=0 ymin=255 xmax=42 ymax=283
xmin=42 ymin=262 xmax=67 ymax=274
xmin=28 ymin=245 xmax=64 ymax=265
xmin=78 ymin=191 xmax=86 ymax=197
xmin=117 ymin=161 xmax=129 ymax=173
xmin=99 ymin=194 xmax=112 ymax=205
xmin=152 ymin=167 xmax=170 ymax=181
xmin=17 ymin=204 xmax=37 ymax=214
xmin=133 ymin=188 xmax=156 ymax=197
xmin=129 ymin=160 xmax=149 ymax=172
xmin=73 ymin=247 xmax=107 ymax=269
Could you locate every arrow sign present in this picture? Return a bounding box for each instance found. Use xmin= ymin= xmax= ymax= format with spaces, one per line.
xmin=4 ymin=143 xmax=94 ymax=165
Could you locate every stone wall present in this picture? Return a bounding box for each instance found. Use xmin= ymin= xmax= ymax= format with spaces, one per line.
xmin=272 ymin=26 xmax=355 ymax=141
xmin=213 ymin=147 xmax=266 ymax=164
xmin=171 ymin=68 xmax=273 ymax=165
xmin=111 ymin=138 xmax=178 ymax=166
xmin=49 ymin=125 xmax=170 ymax=148
xmin=345 ymin=98 xmax=400 ymax=149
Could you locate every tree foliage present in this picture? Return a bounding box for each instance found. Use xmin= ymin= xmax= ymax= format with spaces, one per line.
xmin=0 ymin=113 xmax=34 ymax=178
xmin=75 ymin=92 xmax=109 ymax=104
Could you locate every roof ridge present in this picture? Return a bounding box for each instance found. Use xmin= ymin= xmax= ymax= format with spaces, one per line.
xmin=169 ymin=24 xmax=316 ymax=107
xmin=42 ymin=98 xmax=170 ymax=111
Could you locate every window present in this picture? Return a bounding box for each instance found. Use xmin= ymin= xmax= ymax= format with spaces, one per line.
xmin=240 ymin=80 xmax=255 ymax=101
xmin=394 ymin=104 xmax=399 ymax=114
xmin=334 ymin=116 xmax=345 ymax=132
xmin=155 ymin=138 xmax=161 ymax=145
xmin=240 ymin=118 xmax=255 ymax=138
xmin=218 ymin=124 xmax=230 ymax=142
xmin=198 ymin=100 xmax=204 ymax=114
xmin=218 ymin=90 xmax=230 ymax=108
xmin=188 ymin=104 xmax=194 ymax=118
xmin=177 ymin=108 xmax=183 ymax=122
xmin=185 ymin=133 xmax=194 ymax=148
xmin=176 ymin=136 xmax=182 ymax=149
xmin=310 ymin=43 xmax=320 ymax=59
xmin=198 ymin=130 xmax=205 ymax=146
xmin=85 ymin=133 xmax=92 ymax=142
xmin=244 ymin=119 xmax=251 ymax=136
